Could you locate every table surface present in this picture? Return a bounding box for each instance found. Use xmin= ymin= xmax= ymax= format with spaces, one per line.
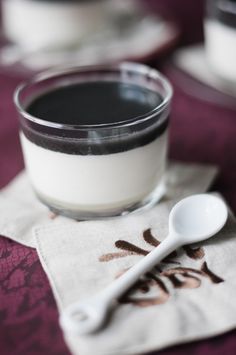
xmin=1 ymin=1 xmax=236 ymax=354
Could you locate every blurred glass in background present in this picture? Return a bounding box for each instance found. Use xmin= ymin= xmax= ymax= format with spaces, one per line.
xmin=0 ymin=0 xmax=180 ymax=71
xmin=2 ymin=0 xmax=110 ymax=50
xmin=205 ymin=0 xmax=236 ymax=85
xmin=1 ymin=0 xmax=236 ymax=99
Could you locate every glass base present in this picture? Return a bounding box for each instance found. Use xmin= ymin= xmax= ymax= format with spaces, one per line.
xmin=36 ymin=180 xmax=166 ymax=221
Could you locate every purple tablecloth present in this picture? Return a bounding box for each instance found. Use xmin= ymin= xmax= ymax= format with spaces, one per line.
xmin=1 ymin=1 xmax=236 ymax=354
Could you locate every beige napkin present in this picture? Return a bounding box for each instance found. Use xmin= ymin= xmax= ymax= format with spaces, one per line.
xmin=2 ymin=161 xmax=233 ymax=355
xmin=36 ymin=209 xmax=236 ymax=355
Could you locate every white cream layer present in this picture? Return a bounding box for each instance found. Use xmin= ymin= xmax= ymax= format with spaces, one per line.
xmin=20 ymin=132 xmax=168 ymax=212
xmin=2 ymin=0 xmax=107 ymax=49
xmin=205 ymin=20 xmax=236 ymax=82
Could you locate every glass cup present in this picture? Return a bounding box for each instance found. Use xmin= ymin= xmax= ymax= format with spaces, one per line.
xmin=2 ymin=0 xmax=109 ymax=50
xmin=14 ymin=62 xmax=172 ymax=220
xmin=205 ymin=0 xmax=236 ymax=84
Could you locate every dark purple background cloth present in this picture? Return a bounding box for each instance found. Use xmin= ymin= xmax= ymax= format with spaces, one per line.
xmin=0 ymin=1 xmax=236 ymax=354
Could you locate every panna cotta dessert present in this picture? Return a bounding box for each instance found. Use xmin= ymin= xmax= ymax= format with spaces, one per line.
xmin=15 ymin=63 xmax=172 ymax=219
xmin=2 ymin=0 xmax=108 ymax=50
xmin=205 ymin=0 xmax=236 ymax=84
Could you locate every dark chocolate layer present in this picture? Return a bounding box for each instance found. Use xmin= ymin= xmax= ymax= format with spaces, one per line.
xmin=23 ymin=81 xmax=168 ymax=155
xmin=27 ymin=81 xmax=163 ymax=126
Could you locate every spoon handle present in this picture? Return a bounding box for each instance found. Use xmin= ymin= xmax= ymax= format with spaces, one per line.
xmin=60 ymin=235 xmax=181 ymax=336
xmin=98 ymin=234 xmax=180 ymax=304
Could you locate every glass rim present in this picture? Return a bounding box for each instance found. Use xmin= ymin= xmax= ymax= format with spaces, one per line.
xmin=14 ymin=62 xmax=173 ymax=131
xmin=219 ymin=1 xmax=236 ymax=15
xmin=207 ymin=0 xmax=236 ymax=15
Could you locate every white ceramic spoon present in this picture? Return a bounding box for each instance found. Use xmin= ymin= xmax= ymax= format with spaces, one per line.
xmin=60 ymin=194 xmax=228 ymax=336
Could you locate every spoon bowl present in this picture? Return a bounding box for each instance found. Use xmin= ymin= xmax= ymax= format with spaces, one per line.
xmin=169 ymin=194 xmax=228 ymax=244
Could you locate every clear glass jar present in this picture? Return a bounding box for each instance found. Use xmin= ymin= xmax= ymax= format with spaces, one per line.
xmin=205 ymin=0 xmax=236 ymax=84
xmin=2 ymin=0 xmax=108 ymax=50
xmin=14 ymin=62 xmax=172 ymax=220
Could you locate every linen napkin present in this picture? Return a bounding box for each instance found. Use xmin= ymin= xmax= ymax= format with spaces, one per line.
xmin=37 ymin=207 xmax=236 ymax=355
xmin=2 ymin=161 xmax=233 ymax=355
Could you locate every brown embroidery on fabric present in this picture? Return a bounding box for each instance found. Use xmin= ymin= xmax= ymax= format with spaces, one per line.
xmin=124 ymin=280 xmax=170 ymax=307
xmin=116 ymin=240 xmax=148 ymax=256
xmin=117 ymin=270 xmax=170 ymax=307
xmin=161 ymin=268 xmax=201 ymax=289
xmin=162 ymin=264 xmax=224 ymax=283
xmin=154 ymin=265 xmax=163 ymax=273
xmin=143 ymin=228 xmax=160 ymax=247
xmin=99 ymin=229 xmax=224 ymax=307
xmin=200 ymin=261 xmax=224 ymax=283
xmin=183 ymin=245 xmax=205 ymax=260
xmin=144 ymin=229 xmax=178 ymax=263
xmin=99 ymin=251 xmax=133 ymax=262
xmin=100 ymin=229 xmax=180 ymax=265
